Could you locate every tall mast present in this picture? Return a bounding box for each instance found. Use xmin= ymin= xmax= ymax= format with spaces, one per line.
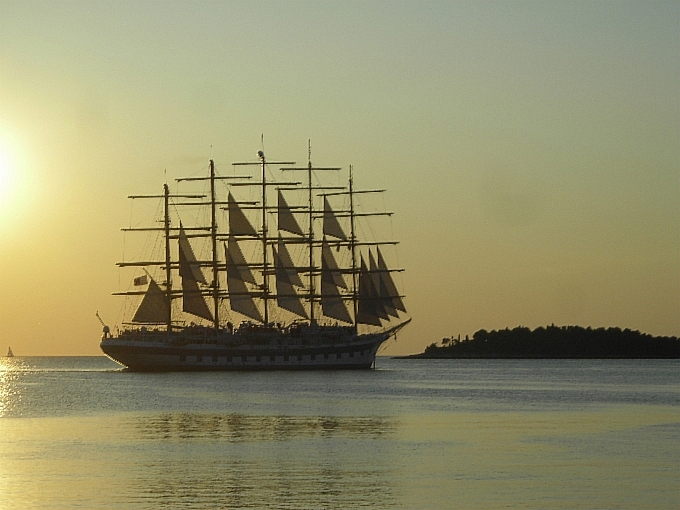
xmin=280 ymin=142 xmax=343 ymax=323
xmin=119 ymin=186 xmax=210 ymax=326
xmin=163 ymin=183 xmax=172 ymax=332
xmin=233 ymin=148 xmax=296 ymax=325
xmin=209 ymin=159 xmax=219 ymax=331
xmin=321 ymin=171 xmax=398 ymax=329
xmin=307 ymin=142 xmax=315 ymax=323
xmin=349 ymin=165 xmax=358 ymax=333
xmin=176 ymin=162 xmax=253 ymax=327
xmin=259 ymin=150 xmax=270 ymax=324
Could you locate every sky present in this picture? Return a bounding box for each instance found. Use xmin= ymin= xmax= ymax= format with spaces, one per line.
xmin=0 ymin=1 xmax=678 ymax=356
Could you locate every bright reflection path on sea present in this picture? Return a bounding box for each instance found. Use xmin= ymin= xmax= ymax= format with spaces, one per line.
xmin=0 ymin=357 xmax=24 ymax=417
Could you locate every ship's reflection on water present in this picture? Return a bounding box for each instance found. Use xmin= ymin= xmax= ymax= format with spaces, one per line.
xmin=135 ymin=412 xmax=396 ymax=441
xmin=129 ymin=413 xmax=398 ymax=509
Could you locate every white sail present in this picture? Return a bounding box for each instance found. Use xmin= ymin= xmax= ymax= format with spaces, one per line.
xmin=320 ymin=238 xmax=352 ymax=323
xmin=132 ymin=278 xmax=169 ymax=324
xmin=228 ymin=192 xmax=258 ymax=236
xmin=228 ymin=235 xmax=257 ymax=285
xmin=225 ymin=243 xmax=263 ymax=323
xmin=323 ymin=197 xmax=347 ymax=240
xmin=179 ymin=223 xmax=208 ymax=284
xmin=321 ymin=238 xmax=347 ymax=289
xmin=321 ymin=279 xmax=352 ymax=323
xmin=377 ymin=247 xmax=406 ymax=313
xmin=182 ymin=275 xmax=213 ymax=321
xmin=178 ymin=223 xmax=213 ymax=321
xmin=273 ymin=246 xmax=308 ymax=319
xmin=278 ymin=190 xmax=304 ymax=236
xmin=277 ymin=235 xmax=304 ymax=288
xmin=369 ymin=249 xmax=393 ymax=319
xmin=376 ymin=262 xmax=399 ymax=318
xmin=356 ymin=256 xmax=382 ymax=326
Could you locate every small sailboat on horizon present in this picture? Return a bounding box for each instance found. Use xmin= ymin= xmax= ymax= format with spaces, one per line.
xmin=6 ymin=346 xmax=14 ymax=357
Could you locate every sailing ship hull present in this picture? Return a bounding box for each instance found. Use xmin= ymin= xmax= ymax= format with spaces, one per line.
xmin=100 ymin=328 xmax=389 ymax=371
xmin=103 ymin=156 xmax=409 ymax=371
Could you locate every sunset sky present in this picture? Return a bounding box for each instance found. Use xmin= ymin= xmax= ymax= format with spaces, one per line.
xmin=0 ymin=1 xmax=677 ymax=355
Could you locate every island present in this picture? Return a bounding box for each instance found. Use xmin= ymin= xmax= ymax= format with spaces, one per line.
xmin=400 ymin=325 xmax=680 ymax=359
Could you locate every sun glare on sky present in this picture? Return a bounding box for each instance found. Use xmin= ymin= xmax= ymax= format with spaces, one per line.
xmin=0 ymin=141 xmax=17 ymax=206
xmin=0 ymin=131 xmax=29 ymax=234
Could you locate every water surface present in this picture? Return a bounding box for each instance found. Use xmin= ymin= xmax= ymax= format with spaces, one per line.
xmin=0 ymin=357 xmax=677 ymax=508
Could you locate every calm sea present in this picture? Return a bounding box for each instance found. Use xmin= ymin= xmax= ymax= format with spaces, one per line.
xmin=0 ymin=357 xmax=677 ymax=509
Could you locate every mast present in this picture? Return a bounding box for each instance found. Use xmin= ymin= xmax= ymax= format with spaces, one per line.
xmin=119 ymin=186 xmax=214 ymax=325
xmin=163 ymin=183 xmax=172 ymax=332
xmin=233 ymin=149 xmax=296 ymax=324
xmin=176 ymin=162 xmax=253 ymax=327
xmin=209 ymin=159 xmax=219 ymax=331
xmin=320 ymin=173 xmax=402 ymax=329
xmin=349 ymin=165 xmax=358 ymax=333
xmin=307 ymin=142 xmax=315 ymax=322
xmin=259 ymin=150 xmax=270 ymax=324
xmin=280 ymin=141 xmax=343 ymax=323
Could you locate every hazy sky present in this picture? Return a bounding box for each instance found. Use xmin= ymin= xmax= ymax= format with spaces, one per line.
xmin=0 ymin=1 xmax=678 ymax=355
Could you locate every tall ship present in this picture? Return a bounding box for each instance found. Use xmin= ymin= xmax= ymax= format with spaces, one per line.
xmin=100 ymin=145 xmax=409 ymax=370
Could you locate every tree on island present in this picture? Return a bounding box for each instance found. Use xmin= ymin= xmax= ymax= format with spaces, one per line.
xmin=415 ymin=325 xmax=679 ymax=359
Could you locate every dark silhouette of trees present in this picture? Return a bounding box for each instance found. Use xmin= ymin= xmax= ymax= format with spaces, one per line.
xmin=409 ymin=325 xmax=679 ymax=358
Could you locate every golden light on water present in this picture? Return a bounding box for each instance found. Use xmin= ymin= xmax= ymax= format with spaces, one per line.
xmin=0 ymin=358 xmax=23 ymax=418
